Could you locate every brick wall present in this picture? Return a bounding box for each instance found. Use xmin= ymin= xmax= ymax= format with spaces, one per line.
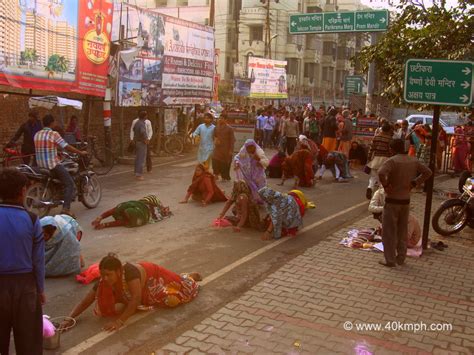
xmin=0 ymin=92 xmax=159 ymax=156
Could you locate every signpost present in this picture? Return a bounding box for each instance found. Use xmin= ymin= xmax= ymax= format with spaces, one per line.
xmin=344 ymin=75 xmax=364 ymax=97
xmin=403 ymin=59 xmax=474 ymax=250
xmin=289 ymin=10 xmax=389 ymax=34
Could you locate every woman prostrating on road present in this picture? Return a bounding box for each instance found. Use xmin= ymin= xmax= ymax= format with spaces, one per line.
xmin=62 ymin=254 xmax=201 ymax=331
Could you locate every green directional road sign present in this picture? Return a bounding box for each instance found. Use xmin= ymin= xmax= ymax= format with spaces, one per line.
xmin=404 ymin=59 xmax=473 ymax=106
xmin=289 ymin=10 xmax=389 ymax=34
xmin=344 ymin=75 xmax=364 ymax=97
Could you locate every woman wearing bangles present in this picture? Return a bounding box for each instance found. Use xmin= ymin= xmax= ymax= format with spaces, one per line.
xmin=62 ymin=254 xmax=201 ymax=331
xmin=258 ymin=187 xmax=309 ymax=241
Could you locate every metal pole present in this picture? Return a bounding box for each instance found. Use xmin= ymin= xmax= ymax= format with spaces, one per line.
xmin=264 ymin=0 xmax=270 ymax=58
xmin=422 ymin=105 xmax=440 ymax=250
xmin=365 ymin=33 xmax=377 ymax=113
xmin=209 ymin=0 xmax=215 ymax=27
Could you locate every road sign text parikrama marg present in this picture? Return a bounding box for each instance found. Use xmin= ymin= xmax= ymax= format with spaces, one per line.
xmin=289 ymin=10 xmax=389 ymax=34
xmin=404 ymin=59 xmax=473 ymax=106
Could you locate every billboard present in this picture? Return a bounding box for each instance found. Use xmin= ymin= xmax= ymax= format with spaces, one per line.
xmin=0 ymin=0 xmax=113 ymax=97
xmin=248 ymin=57 xmax=288 ymax=99
xmin=113 ymin=4 xmax=215 ymax=107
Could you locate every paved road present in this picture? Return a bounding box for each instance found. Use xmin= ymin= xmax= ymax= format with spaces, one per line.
xmin=41 ymin=152 xmax=370 ymax=353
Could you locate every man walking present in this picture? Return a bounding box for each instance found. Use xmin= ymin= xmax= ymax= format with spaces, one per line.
xmin=8 ymin=110 xmax=42 ymax=165
xmin=393 ymin=119 xmax=412 ymax=153
xmin=130 ymin=111 xmax=150 ymax=181
xmin=0 ymin=169 xmax=45 ymax=354
xmin=281 ymin=112 xmax=299 ymax=155
xmin=193 ymin=113 xmax=215 ymax=170
xmin=338 ymin=110 xmax=353 ymax=158
xmin=378 ymin=139 xmax=432 ymax=267
xmin=34 ymin=115 xmax=88 ymax=216
xmin=130 ymin=111 xmax=153 ymax=173
xmin=262 ymin=111 xmax=275 ymax=149
xmin=213 ymin=114 xmax=235 ymax=181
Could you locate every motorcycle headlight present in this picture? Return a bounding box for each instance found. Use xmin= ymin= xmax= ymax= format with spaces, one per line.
xmin=466 ymin=178 xmax=473 ymax=191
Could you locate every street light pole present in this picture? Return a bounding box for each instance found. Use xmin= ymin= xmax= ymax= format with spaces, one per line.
xmin=264 ymin=0 xmax=271 ymax=58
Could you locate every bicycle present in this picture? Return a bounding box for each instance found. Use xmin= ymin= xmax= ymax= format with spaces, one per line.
xmin=78 ymin=136 xmax=116 ymax=176
xmin=151 ymin=132 xmax=188 ymax=156
xmin=1 ymin=144 xmax=35 ymax=168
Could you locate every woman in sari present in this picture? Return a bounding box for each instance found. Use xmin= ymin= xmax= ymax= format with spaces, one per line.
xmin=452 ymin=126 xmax=469 ymax=173
xmin=40 ymin=214 xmax=83 ymax=277
xmin=259 ymin=187 xmax=307 ymax=241
xmin=62 ymin=254 xmax=200 ymax=331
xmin=280 ymin=146 xmax=314 ymax=187
xmin=180 ymin=164 xmax=227 ymax=206
xmin=266 ymin=151 xmax=286 ymax=178
xmin=234 ymin=139 xmax=269 ymax=203
xmin=92 ymin=195 xmax=171 ymax=229
xmin=217 ymin=181 xmax=261 ymax=232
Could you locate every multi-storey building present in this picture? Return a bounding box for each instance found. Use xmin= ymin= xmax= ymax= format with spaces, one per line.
xmin=134 ymin=0 xmax=368 ymax=104
xmin=0 ymin=0 xmax=22 ymax=65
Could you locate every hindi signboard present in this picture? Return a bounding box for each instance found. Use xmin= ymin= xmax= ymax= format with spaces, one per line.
xmin=0 ymin=0 xmax=114 ymax=97
xmin=113 ymin=3 xmax=215 ymax=107
xmin=289 ymin=10 xmax=389 ymax=34
xmin=404 ymin=59 xmax=473 ymax=106
xmin=248 ymin=57 xmax=288 ymax=99
xmin=344 ymin=75 xmax=364 ymax=97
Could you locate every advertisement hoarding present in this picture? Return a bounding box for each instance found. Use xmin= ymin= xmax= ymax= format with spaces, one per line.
xmin=247 ymin=57 xmax=288 ymax=99
xmin=113 ymin=4 xmax=215 ymax=107
xmin=0 ymin=0 xmax=113 ymax=97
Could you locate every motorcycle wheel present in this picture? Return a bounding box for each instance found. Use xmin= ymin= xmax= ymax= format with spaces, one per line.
xmin=432 ymin=199 xmax=469 ymax=236
xmin=24 ymin=182 xmax=52 ymax=218
xmin=80 ymin=175 xmax=102 ymax=209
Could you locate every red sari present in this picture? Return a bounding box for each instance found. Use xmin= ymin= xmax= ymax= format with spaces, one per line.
xmin=188 ymin=172 xmax=227 ymax=204
xmin=282 ymin=149 xmax=314 ymax=187
xmin=95 ymin=262 xmax=199 ymax=317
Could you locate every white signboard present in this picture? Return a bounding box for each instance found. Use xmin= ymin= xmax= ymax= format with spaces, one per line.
xmin=248 ymin=57 xmax=288 ymax=99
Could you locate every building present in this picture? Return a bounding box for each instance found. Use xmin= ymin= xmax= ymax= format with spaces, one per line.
xmin=134 ymin=0 xmax=368 ymax=105
xmin=24 ymin=13 xmax=77 ymax=71
xmin=0 ymin=0 xmax=22 ymax=65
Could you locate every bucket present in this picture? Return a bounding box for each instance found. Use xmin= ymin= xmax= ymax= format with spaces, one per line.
xmin=43 ymin=331 xmax=60 ymax=350
xmin=43 ymin=317 xmax=76 ymax=350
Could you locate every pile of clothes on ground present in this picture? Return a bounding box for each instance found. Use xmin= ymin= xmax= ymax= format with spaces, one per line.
xmin=339 ymin=228 xmax=382 ymax=250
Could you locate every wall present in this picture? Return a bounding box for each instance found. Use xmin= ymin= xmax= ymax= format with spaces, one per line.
xmin=0 ymin=92 xmax=158 ymax=157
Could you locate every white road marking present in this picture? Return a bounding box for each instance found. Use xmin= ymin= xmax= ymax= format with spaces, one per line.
xmin=63 ymin=200 xmax=368 ymax=354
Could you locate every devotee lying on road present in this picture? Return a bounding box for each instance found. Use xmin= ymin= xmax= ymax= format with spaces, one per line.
xmin=259 ymin=187 xmax=307 ymax=241
xmin=61 ymin=254 xmax=201 ymax=332
xmin=180 ymin=164 xmax=227 ymax=206
xmin=41 ymin=214 xmax=84 ymax=277
xmin=368 ymin=186 xmax=422 ymax=250
xmin=217 ymin=181 xmax=262 ymax=232
xmin=234 ymin=139 xmax=269 ymax=204
xmin=266 ymin=151 xmax=286 ymax=178
xmin=92 ymin=195 xmax=171 ymax=229
xmin=280 ymin=146 xmax=314 ymax=187
xmin=348 ymin=141 xmax=368 ymax=167
xmin=317 ymin=151 xmax=353 ymax=182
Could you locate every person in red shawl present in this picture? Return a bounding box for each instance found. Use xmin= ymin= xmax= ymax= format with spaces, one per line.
xmin=62 ymin=254 xmax=201 ymax=332
xmin=279 ymin=145 xmax=314 ymax=187
xmin=180 ymin=164 xmax=227 ymax=206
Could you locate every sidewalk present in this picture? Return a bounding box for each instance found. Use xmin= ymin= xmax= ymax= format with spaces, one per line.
xmin=159 ymin=178 xmax=474 ymax=354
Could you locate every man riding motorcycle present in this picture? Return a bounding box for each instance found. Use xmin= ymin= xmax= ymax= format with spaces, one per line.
xmin=34 ymin=114 xmax=87 ymax=217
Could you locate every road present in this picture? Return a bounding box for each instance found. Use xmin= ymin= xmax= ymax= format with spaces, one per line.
xmin=42 ymin=151 xmax=370 ymax=354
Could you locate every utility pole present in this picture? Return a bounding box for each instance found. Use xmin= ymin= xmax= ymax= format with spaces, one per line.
xmin=209 ymin=0 xmax=215 ymax=27
xmin=264 ymin=0 xmax=271 ymax=59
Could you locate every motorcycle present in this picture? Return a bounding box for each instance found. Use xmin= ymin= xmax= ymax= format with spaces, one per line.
xmin=432 ymin=177 xmax=474 ymax=236
xmin=17 ymin=152 xmax=102 ymax=217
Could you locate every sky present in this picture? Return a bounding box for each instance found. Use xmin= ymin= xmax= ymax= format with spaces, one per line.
xmin=360 ymin=0 xmax=460 ymax=10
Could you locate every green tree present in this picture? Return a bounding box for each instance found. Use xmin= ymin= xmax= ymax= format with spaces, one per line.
xmin=20 ymin=48 xmax=38 ymax=67
xmin=356 ymin=0 xmax=473 ymax=108
xmin=45 ymin=54 xmax=69 ymax=78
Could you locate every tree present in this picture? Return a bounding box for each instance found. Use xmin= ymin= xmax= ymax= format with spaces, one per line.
xmin=20 ymin=48 xmax=38 ymax=67
xmin=356 ymin=0 xmax=473 ymax=108
xmin=45 ymin=54 xmax=69 ymax=78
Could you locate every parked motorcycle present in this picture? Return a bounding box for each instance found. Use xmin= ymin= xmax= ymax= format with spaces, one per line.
xmin=17 ymin=153 xmax=102 ymax=217
xmin=432 ymin=177 xmax=474 ymax=236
